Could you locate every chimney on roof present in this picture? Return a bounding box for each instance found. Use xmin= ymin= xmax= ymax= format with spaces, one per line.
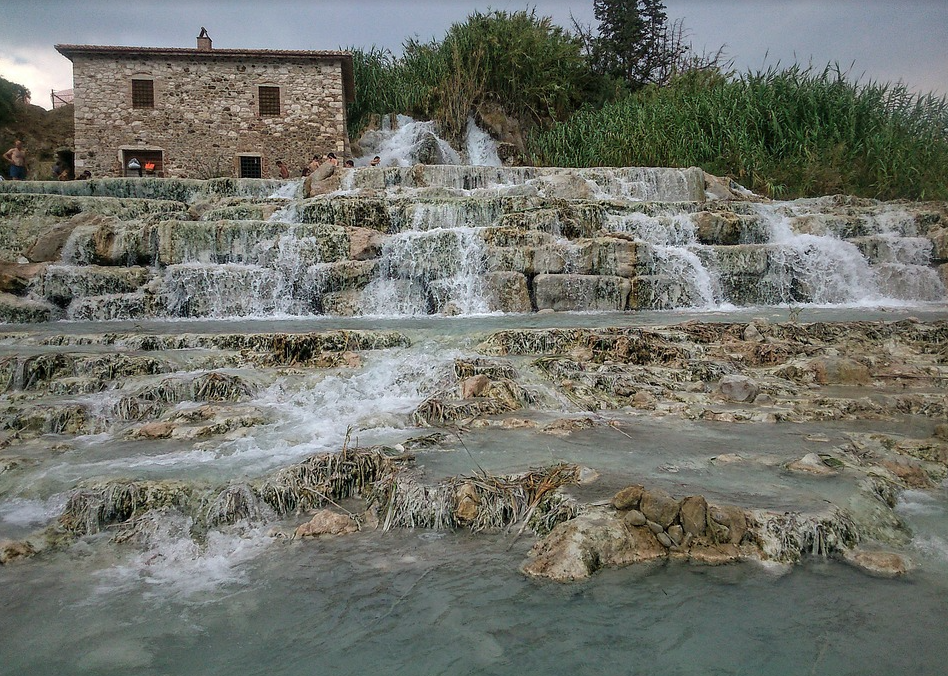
xmin=197 ymin=27 xmax=212 ymax=51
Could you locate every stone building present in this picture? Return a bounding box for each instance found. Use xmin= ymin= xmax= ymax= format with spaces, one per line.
xmin=55 ymin=30 xmax=354 ymax=179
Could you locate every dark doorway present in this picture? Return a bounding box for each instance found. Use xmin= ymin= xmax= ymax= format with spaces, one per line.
xmin=122 ymin=149 xmax=163 ymax=177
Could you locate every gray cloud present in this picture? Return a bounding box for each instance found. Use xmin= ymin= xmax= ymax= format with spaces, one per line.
xmin=2 ymin=0 xmax=944 ymax=108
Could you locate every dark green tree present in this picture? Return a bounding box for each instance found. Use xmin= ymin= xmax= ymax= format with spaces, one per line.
xmin=591 ymin=0 xmax=670 ymax=89
xmin=0 ymin=76 xmax=30 ymax=125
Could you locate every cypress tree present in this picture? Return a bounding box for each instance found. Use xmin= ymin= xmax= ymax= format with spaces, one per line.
xmin=592 ymin=0 xmax=669 ymax=89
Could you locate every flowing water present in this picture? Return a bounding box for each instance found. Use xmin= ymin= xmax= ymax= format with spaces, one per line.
xmin=1 ymin=309 xmax=946 ymax=676
xmin=0 ymin=121 xmax=946 ymax=675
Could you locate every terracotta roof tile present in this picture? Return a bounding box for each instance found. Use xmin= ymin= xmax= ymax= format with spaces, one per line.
xmin=55 ymin=44 xmax=352 ymax=59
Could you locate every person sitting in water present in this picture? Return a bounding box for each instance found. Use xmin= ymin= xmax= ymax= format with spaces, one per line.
xmin=344 ymin=159 xmax=354 ymax=168
xmin=312 ymin=156 xmax=336 ymax=181
xmin=370 ymin=156 xmax=381 ymax=167
xmin=307 ymin=154 xmax=322 ymax=174
xmin=276 ymin=160 xmax=290 ymax=179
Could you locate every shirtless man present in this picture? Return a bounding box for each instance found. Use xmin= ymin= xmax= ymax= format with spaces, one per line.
xmin=3 ymin=140 xmax=27 ymax=180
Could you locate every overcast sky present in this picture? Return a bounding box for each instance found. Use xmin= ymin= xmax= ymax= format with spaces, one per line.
xmin=3 ymin=0 xmax=945 ymax=109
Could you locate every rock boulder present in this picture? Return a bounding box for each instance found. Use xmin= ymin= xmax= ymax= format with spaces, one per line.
xmin=294 ymin=509 xmax=358 ymax=538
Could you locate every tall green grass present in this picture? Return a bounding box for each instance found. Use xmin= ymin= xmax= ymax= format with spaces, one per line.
xmin=528 ymin=65 xmax=948 ymax=200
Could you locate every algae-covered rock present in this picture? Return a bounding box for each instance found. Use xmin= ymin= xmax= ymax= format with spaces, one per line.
xmin=42 ymin=265 xmax=151 ymax=306
xmin=0 ymin=539 xmax=36 ymax=564
xmin=533 ymin=274 xmax=630 ymax=312
xmin=0 ymin=293 xmax=59 ymax=323
xmin=485 ymin=271 xmax=531 ymax=313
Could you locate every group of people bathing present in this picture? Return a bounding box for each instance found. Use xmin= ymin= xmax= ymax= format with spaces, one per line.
xmin=3 ymin=139 xmax=384 ymax=182
xmin=275 ymin=153 xmax=382 ymax=179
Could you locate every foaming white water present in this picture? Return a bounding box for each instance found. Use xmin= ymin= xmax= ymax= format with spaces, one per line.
xmin=160 ymin=222 xmax=330 ymax=316
xmin=163 ymin=263 xmax=288 ymax=317
xmin=224 ymin=344 xmax=450 ymax=472
xmin=364 ymin=115 xmax=461 ymax=167
xmin=758 ymin=203 xmax=945 ymax=305
xmin=465 ymin=116 xmax=502 ymax=166
xmin=93 ymin=512 xmax=271 ymax=599
xmin=361 ymin=227 xmax=490 ymax=316
xmin=268 ymin=180 xmax=303 ymax=199
xmin=767 ymin=214 xmax=879 ymax=304
xmin=0 ymin=495 xmax=67 ymax=528
xmin=605 ymin=212 xmax=717 ymax=307
xmin=268 ymin=199 xmax=303 ymax=224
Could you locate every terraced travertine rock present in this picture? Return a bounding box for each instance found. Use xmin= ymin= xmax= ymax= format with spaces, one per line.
xmin=0 ymin=328 xmax=411 ymax=447
xmin=477 ymin=319 xmax=948 ymax=424
xmin=1 ymin=175 xmax=945 ymax=321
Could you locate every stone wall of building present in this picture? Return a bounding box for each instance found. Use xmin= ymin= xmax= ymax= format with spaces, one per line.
xmin=70 ymin=53 xmax=349 ymax=179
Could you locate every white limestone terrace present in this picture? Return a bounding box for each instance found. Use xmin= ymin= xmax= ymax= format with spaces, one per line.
xmin=338 ymin=164 xmax=708 ymax=203
xmin=0 ymin=162 xmax=945 ymax=322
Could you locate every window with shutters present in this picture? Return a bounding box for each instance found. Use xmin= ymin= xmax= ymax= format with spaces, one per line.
xmin=131 ymin=78 xmax=154 ymax=109
xmin=258 ymin=86 xmax=281 ymax=116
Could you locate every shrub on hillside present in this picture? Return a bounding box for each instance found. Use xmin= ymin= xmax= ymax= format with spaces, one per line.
xmin=348 ymin=10 xmax=599 ymax=142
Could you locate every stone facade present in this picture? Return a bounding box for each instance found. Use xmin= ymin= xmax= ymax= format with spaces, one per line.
xmin=56 ymin=38 xmax=353 ymax=179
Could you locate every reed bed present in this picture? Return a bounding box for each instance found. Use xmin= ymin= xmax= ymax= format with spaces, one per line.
xmin=257 ymin=446 xmax=397 ymax=516
xmin=368 ymin=463 xmax=580 ymax=534
xmin=60 ymin=480 xmax=197 ymax=535
xmin=529 ymin=65 xmax=948 ymax=200
xmin=412 ymin=396 xmax=516 ymax=427
xmin=135 ymin=372 xmax=257 ymax=404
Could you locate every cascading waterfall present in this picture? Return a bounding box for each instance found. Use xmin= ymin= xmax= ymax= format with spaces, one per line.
xmin=0 ymin=116 xmax=942 ymax=321
xmin=465 ymin=115 xmax=502 ymax=167
xmin=605 ymin=211 xmax=718 ymax=308
xmin=361 ymin=224 xmax=490 ymax=316
xmin=757 ymin=203 xmax=945 ymax=305
xmin=358 ymin=114 xmax=462 ymax=167
xmin=161 ymin=224 xmax=324 ymax=318
xmin=764 ymin=213 xmax=880 ymax=305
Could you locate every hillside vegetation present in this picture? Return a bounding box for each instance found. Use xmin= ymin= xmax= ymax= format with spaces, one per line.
xmin=347 ymin=7 xmax=948 ymax=201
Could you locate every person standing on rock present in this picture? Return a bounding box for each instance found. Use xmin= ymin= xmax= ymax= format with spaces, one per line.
xmin=3 ymin=140 xmax=27 ymax=180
